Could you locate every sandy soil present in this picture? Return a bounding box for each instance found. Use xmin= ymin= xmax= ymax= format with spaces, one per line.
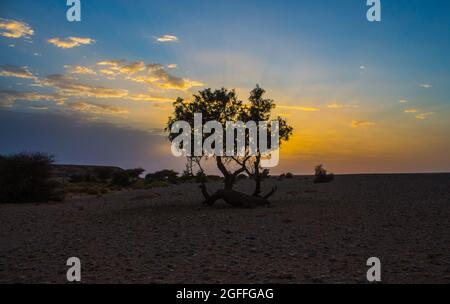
xmin=0 ymin=174 xmax=449 ymax=283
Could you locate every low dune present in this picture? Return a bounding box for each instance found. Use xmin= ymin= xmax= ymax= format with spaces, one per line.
xmin=0 ymin=174 xmax=449 ymax=283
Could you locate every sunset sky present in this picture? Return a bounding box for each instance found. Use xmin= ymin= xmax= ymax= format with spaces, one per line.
xmin=0 ymin=0 xmax=449 ymax=174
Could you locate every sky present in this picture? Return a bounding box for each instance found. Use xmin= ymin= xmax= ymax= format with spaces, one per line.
xmin=0 ymin=0 xmax=449 ymax=174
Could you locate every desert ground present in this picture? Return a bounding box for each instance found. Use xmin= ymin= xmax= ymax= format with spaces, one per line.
xmin=0 ymin=174 xmax=449 ymax=283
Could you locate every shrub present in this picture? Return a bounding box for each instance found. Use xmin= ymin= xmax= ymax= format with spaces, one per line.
xmin=95 ymin=167 xmax=115 ymax=182
xmin=313 ymin=164 xmax=334 ymax=183
xmin=125 ymin=168 xmax=145 ymax=182
xmin=261 ymin=168 xmax=270 ymax=179
xmin=145 ymin=169 xmax=179 ymax=184
xmin=285 ymin=172 xmax=294 ymax=179
xmin=110 ymin=171 xmax=131 ymax=187
xmin=0 ymin=152 xmax=61 ymax=203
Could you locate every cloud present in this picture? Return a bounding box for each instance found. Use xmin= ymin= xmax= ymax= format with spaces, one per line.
xmin=398 ymin=99 xmax=409 ymax=103
xmin=68 ymin=101 xmax=129 ymax=116
xmin=97 ymin=60 xmax=146 ymax=75
xmin=415 ymin=112 xmax=434 ymax=120
xmin=29 ymin=105 xmax=49 ymax=110
xmin=0 ymin=90 xmax=66 ymax=107
xmin=0 ymin=18 xmax=33 ymax=39
xmin=278 ymin=105 xmax=320 ymax=112
xmin=47 ymin=37 xmax=95 ymax=49
xmin=167 ymin=64 xmax=177 ymax=69
xmin=419 ymin=84 xmax=432 ymax=89
xmin=0 ymin=65 xmax=35 ymax=79
xmin=404 ymin=108 xmax=418 ymax=113
xmin=39 ymin=74 xmax=128 ymax=98
xmin=64 ymin=65 xmax=97 ymax=75
xmin=155 ymin=35 xmax=178 ymax=42
xmin=351 ymin=120 xmax=375 ymax=128
xmin=128 ymin=93 xmax=174 ymax=102
xmin=97 ymin=59 xmax=204 ymax=91
xmin=327 ymin=103 xmax=344 ymax=109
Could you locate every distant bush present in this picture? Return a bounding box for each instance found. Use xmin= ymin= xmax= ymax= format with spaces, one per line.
xmin=69 ymin=173 xmax=95 ymax=183
xmin=110 ymin=171 xmax=132 ymax=187
xmin=313 ymin=164 xmax=334 ymax=183
xmin=64 ymin=182 xmax=109 ymax=196
xmin=145 ymin=169 xmax=179 ymax=184
xmin=95 ymin=167 xmax=115 ymax=182
xmin=261 ymin=168 xmax=270 ymax=179
xmin=285 ymin=172 xmax=294 ymax=179
xmin=125 ymin=168 xmax=145 ymax=182
xmin=0 ymin=152 xmax=62 ymax=203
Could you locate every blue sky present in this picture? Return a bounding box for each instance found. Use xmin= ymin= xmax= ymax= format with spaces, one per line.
xmin=1 ymin=0 xmax=449 ymax=173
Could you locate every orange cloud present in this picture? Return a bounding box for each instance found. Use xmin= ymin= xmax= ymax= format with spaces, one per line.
xmin=278 ymin=105 xmax=320 ymax=112
xmin=68 ymin=101 xmax=129 ymax=116
xmin=351 ymin=120 xmax=375 ymax=128
xmin=0 ymin=18 xmax=33 ymax=39
xmin=0 ymin=65 xmax=35 ymax=79
xmin=48 ymin=37 xmax=95 ymax=49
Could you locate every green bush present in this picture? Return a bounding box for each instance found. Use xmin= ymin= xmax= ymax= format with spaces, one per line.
xmin=0 ymin=152 xmax=61 ymax=203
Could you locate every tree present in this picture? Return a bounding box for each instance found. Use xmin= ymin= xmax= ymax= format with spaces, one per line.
xmin=167 ymin=88 xmax=249 ymax=191
xmin=125 ymin=168 xmax=145 ymax=182
xmin=166 ymin=86 xmax=293 ymax=206
xmin=0 ymin=152 xmax=61 ymax=203
xmin=314 ymin=164 xmax=334 ymax=183
xmin=236 ymin=85 xmax=293 ymax=196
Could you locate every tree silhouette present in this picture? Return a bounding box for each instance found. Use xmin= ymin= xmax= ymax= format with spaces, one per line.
xmin=166 ymin=86 xmax=293 ymax=206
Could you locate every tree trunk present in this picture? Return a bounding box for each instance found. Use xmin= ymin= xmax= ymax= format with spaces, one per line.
xmin=252 ymin=154 xmax=261 ymax=196
xmin=200 ymin=181 xmax=277 ymax=208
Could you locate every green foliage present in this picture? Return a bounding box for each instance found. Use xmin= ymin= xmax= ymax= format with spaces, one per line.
xmin=0 ymin=152 xmax=61 ymax=203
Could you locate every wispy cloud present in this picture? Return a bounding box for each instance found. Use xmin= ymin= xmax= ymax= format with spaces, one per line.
xmin=97 ymin=59 xmax=204 ymax=91
xmin=0 ymin=65 xmax=36 ymax=79
xmin=404 ymin=108 xmax=418 ymax=113
xmin=415 ymin=112 xmax=434 ymax=120
xmin=278 ymin=105 xmax=320 ymax=112
xmin=327 ymin=103 xmax=344 ymax=109
xmin=47 ymin=37 xmax=95 ymax=49
xmin=128 ymin=93 xmax=174 ymax=102
xmin=155 ymin=34 xmax=178 ymax=42
xmin=29 ymin=105 xmax=49 ymax=111
xmin=419 ymin=83 xmax=432 ymax=89
xmin=0 ymin=90 xmax=66 ymax=107
xmin=39 ymin=74 xmax=128 ymax=98
xmin=351 ymin=120 xmax=375 ymax=128
xmin=68 ymin=102 xmax=129 ymax=116
xmin=167 ymin=63 xmax=177 ymax=69
xmin=64 ymin=65 xmax=97 ymax=75
xmin=398 ymin=99 xmax=409 ymax=103
xmin=0 ymin=18 xmax=33 ymax=39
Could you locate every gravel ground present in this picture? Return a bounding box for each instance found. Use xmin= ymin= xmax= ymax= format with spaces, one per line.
xmin=0 ymin=174 xmax=449 ymax=283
